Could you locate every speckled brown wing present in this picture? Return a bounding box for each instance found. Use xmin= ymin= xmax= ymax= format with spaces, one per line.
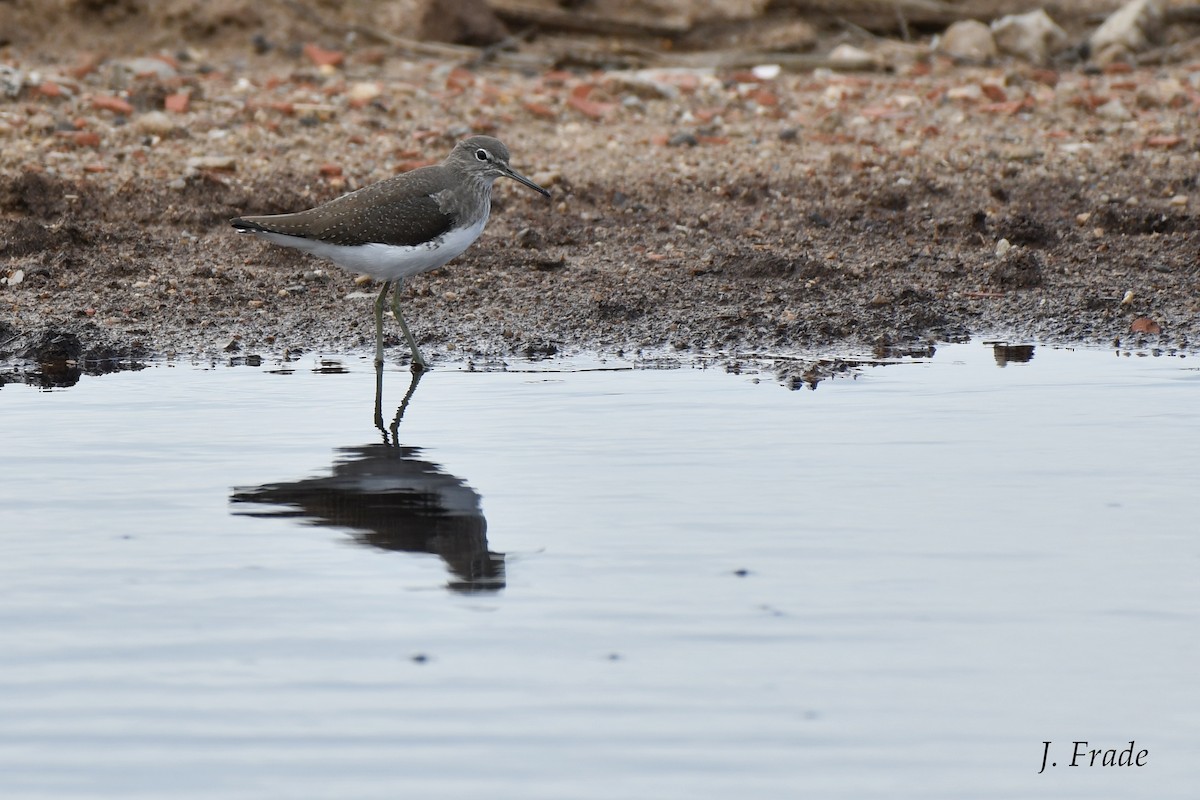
xmin=231 ymin=170 xmax=455 ymax=247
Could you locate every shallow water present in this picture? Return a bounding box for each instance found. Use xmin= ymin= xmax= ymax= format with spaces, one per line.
xmin=1 ymin=343 xmax=1197 ymax=799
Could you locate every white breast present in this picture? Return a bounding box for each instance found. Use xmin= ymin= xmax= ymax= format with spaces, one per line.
xmin=253 ymin=213 xmax=489 ymax=282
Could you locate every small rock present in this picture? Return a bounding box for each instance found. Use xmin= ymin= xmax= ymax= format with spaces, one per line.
xmin=164 ymin=92 xmax=189 ymax=113
xmin=186 ymin=155 xmax=237 ymax=172
xmin=5 ymin=269 xmax=25 ymax=287
xmin=995 ymin=238 xmax=1012 ymax=258
xmin=991 ymin=9 xmax=1068 ymax=65
xmin=117 ymin=57 xmax=177 ymax=80
xmin=92 ymin=94 xmax=134 ymax=115
xmin=668 ymin=131 xmax=699 ymax=147
xmin=1095 ymin=99 xmax=1132 ymax=121
xmin=135 ymin=110 xmax=175 ymax=136
xmin=946 ymin=84 xmax=983 ymax=102
xmin=302 ymin=43 xmax=344 ymax=68
xmin=606 ymin=70 xmax=681 ymax=100
xmin=1130 ymin=316 xmax=1161 ymax=334
xmin=1120 ymin=290 xmax=1135 ymax=305
xmin=515 ymin=227 xmax=544 ymax=249
xmin=828 ymin=44 xmax=878 ymax=71
xmin=0 ymin=64 xmax=24 ymax=98
xmin=1090 ymin=0 xmax=1164 ymax=65
xmin=347 ymin=81 xmax=382 ymax=105
xmin=1168 ymin=194 xmax=1188 ymax=207
xmin=938 ymin=20 xmax=998 ymax=62
xmin=530 ymin=170 xmax=560 ymax=188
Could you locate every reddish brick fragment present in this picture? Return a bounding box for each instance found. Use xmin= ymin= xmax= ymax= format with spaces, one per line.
xmin=302 ymin=43 xmax=344 ymax=67
xmin=58 ymin=130 xmax=101 ymax=147
xmin=1146 ymin=135 xmax=1183 ymax=148
xmin=981 ymin=84 xmax=1007 ymax=102
xmin=93 ymin=95 xmax=133 ymax=115
xmin=523 ymin=101 xmax=556 ymax=119
xmin=1131 ymin=317 xmax=1162 ymax=334
xmin=164 ymin=92 xmax=189 ymax=113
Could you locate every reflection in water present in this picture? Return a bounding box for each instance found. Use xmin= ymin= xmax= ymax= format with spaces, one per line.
xmin=231 ymin=369 xmax=505 ymax=593
xmin=992 ymin=343 xmax=1036 ymax=367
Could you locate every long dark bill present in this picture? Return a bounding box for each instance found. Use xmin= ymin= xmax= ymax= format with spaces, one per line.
xmin=503 ymin=166 xmax=551 ymax=198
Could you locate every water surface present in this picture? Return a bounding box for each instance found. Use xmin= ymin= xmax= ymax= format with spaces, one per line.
xmin=1 ymin=343 xmax=1196 ymax=799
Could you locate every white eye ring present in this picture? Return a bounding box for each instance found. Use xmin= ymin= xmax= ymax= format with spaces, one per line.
xmin=474 ymin=149 xmax=489 ymax=161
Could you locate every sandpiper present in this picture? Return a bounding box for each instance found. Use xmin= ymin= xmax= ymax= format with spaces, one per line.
xmin=231 ymin=135 xmax=550 ymax=370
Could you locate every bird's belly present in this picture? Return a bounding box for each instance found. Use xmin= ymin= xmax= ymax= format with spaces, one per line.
xmin=258 ymin=216 xmax=487 ymax=281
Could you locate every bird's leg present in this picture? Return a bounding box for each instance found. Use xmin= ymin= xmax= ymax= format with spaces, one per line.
xmin=389 ymin=279 xmax=428 ymax=372
xmin=373 ymin=357 xmax=387 ymax=442
xmin=373 ymin=281 xmax=391 ymax=366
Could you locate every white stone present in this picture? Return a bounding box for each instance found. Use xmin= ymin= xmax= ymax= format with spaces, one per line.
xmin=135 ymin=110 xmax=175 ymax=136
xmin=347 ymin=82 xmax=382 ymax=103
xmin=992 ymin=9 xmax=1068 ymax=65
xmin=938 ymin=20 xmax=997 ymax=62
xmin=828 ymin=44 xmax=877 ymax=71
xmin=1095 ymin=99 xmax=1133 ymax=121
xmin=1090 ymin=0 xmax=1164 ymax=64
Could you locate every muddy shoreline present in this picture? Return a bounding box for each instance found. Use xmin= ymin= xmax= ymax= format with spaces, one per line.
xmin=3 ymin=30 xmax=1197 ymax=387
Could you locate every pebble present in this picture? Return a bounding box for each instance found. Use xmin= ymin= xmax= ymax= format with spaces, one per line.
xmin=531 ymin=170 xmax=560 ymax=188
xmin=1168 ymin=194 xmax=1188 ymax=206
xmin=186 ymin=155 xmax=237 ymax=171
xmin=0 ymin=64 xmax=24 ymax=98
xmin=938 ymin=20 xmax=998 ymax=62
xmin=946 ymin=84 xmax=983 ymax=102
xmin=1095 ymin=99 xmax=1132 ymax=121
xmin=117 ymin=57 xmax=177 ymax=80
xmin=5 ymin=269 xmax=25 ymax=287
xmin=995 ymin=238 xmax=1012 ymax=258
xmin=1090 ymin=0 xmax=1164 ymax=65
xmin=347 ymin=82 xmax=382 ymax=105
xmin=991 ymin=9 xmax=1068 ymax=65
xmin=828 ymin=45 xmax=877 ymax=72
xmin=135 ymin=110 xmax=175 ymax=135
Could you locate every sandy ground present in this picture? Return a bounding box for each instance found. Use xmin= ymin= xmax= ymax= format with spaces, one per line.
xmin=2 ymin=5 xmax=1198 ymax=387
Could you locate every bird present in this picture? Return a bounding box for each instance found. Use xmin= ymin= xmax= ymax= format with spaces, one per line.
xmin=230 ymin=135 xmax=550 ymax=370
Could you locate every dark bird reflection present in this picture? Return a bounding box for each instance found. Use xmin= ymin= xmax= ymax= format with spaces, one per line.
xmin=231 ymin=368 xmax=505 ymax=593
xmin=992 ymin=343 xmax=1036 ymax=367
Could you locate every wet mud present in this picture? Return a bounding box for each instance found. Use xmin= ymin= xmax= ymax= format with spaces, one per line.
xmin=2 ymin=156 xmax=1193 ymax=380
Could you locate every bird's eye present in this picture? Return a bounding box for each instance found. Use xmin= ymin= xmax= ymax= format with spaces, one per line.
xmin=474 ymin=149 xmax=489 ymax=161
